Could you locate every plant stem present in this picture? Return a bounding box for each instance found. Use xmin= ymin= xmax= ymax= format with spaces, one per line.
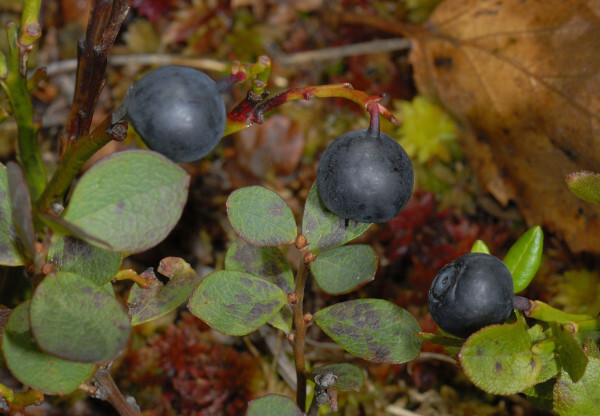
xmin=224 ymin=82 xmax=399 ymax=136
xmin=366 ymin=101 xmax=380 ymax=137
xmin=291 ymin=240 xmax=312 ymax=412
xmin=257 ymin=83 xmax=397 ymax=125
xmin=2 ymin=21 xmax=46 ymax=202
xmin=307 ymin=400 xmax=320 ymax=416
xmin=34 ymin=114 xmax=127 ymax=215
xmin=515 ymin=297 xmax=595 ymax=324
xmin=64 ymin=0 xmax=129 ymax=146
xmin=92 ymin=367 xmax=140 ymax=416
xmin=574 ymin=318 xmax=600 ymax=332
xmin=18 ymin=0 xmax=42 ymax=53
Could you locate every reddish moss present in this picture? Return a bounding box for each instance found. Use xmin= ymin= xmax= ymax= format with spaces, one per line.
xmin=124 ymin=313 xmax=258 ymax=416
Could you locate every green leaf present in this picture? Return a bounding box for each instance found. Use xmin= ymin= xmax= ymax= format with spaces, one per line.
xmin=529 ymin=325 xmax=559 ymax=384
xmin=38 ymin=212 xmax=113 ymax=250
xmin=551 ymin=322 xmax=588 ymax=383
xmin=523 ymin=378 xmax=556 ymax=411
xmin=0 ymin=163 xmax=25 ymax=265
xmin=246 ymin=394 xmax=303 ymax=416
xmin=310 ymin=245 xmax=377 ymax=295
xmin=532 ymin=339 xmax=560 ymax=384
xmin=503 ymin=226 xmax=543 ymax=293
xmin=302 ymin=182 xmax=371 ymax=255
xmin=7 ymin=162 xmax=35 ymax=261
xmin=187 ymin=270 xmax=287 ymax=336
xmin=2 ymin=302 xmax=95 ymax=395
xmin=29 ymin=272 xmax=131 ymax=363
xmin=417 ymin=332 xmax=465 ymax=348
xmin=313 ymin=299 xmax=422 ymax=364
xmin=566 ymin=171 xmax=600 ymax=204
xmin=128 ymin=257 xmax=201 ymax=325
xmin=47 ymin=235 xmax=122 ymax=286
xmin=62 ymin=150 xmax=189 ymax=253
xmin=224 ymin=239 xmax=294 ymax=333
xmin=310 ymin=363 xmax=365 ymax=392
xmin=554 ymin=358 xmax=600 ymax=416
xmin=459 ymin=319 xmax=541 ymax=394
xmin=470 ymin=239 xmax=490 ymax=254
xmin=226 ymin=186 xmax=297 ymax=246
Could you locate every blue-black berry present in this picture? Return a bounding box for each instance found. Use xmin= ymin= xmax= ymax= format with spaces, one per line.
xmin=428 ymin=253 xmax=514 ymax=338
xmin=316 ymin=129 xmax=414 ymax=223
xmin=126 ymin=65 xmax=226 ymax=162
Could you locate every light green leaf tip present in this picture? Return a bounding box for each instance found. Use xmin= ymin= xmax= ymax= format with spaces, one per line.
xmin=503 ymin=226 xmax=543 ymax=293
xmin=566 ymin=171 xmax=600 ymax=204
xmin=470 ymin=239 xmax=490 ymax=254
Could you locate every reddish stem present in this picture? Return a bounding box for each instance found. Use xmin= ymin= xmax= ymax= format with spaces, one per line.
xmin=366 ymin=101 xmax=380 ymax=137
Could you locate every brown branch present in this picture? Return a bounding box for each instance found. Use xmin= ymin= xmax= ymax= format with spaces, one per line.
xmin=290 ymin=235 xmax=314 ymax=412
xmin=92 ymin=366 xmax=140 ymax=416
xmin=64 ymin=0 xmax=130 ymax=147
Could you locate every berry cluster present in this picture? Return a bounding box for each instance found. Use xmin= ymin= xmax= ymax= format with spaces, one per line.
xmin=126 ymin=65 xmax=515 ymax=339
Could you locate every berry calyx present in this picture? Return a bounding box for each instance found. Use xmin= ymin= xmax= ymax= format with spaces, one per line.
xmin=126 ymin=65 xmax=227 ymax=162
xmin=428 ymin=253 xmax=514 ymax=338
xmin=316 ymin=129 xmax=414 ymax=223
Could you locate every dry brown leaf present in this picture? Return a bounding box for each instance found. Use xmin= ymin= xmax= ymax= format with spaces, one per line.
xmin=409 ymin=0 xmax=600 ymax=253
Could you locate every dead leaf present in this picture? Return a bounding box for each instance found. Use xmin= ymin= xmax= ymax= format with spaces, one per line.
xmin=233 ymin=114 xmax=305 ymax=178
xmin=409 ymin=0 xmax=600 ymax=253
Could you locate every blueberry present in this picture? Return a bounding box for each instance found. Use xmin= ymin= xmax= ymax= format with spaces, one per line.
xmin=126 ymin=66 xmax=226 ymax=162
xmin=428 ymin=253 xmax=514 ymax=338
xmin=316 ymin=129 xmax=414 ymax=223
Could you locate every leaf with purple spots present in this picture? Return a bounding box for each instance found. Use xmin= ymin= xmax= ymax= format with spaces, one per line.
xmin=553 ymin=348 xmax=600 ymax=415
xmin=313 ymin=299 xmax=422 ymax=364
xmin=29 ymin=272 xmax=131 ymax=363
xmin=310 ymin=363 xmax=365 ymax=392
xmin=187 ymin=270 xmax=287 ymax=336
xmin=225 ymin=239 xmax=293 ymax=333
xmin=62 ymin=150 xmax=189 ymax=254
xmin=459 ymin=318 xmax=541 ymax=394
xmin=128 ymin=257 xmax=202 ymax=325
xmin=246 ymin=394 xmax=303 ymax=416
xmin=302 ymin=182 xmax=371 ymax=255
xmin=2 ymin=302 xmax=95 ymax=395
xmin=47 ymin=235 xmax=122 ymax=286
xmin=310 ymin=244 xmax=377 ymax=295
xmin=226 ymin=186 xmax=297 ymax=246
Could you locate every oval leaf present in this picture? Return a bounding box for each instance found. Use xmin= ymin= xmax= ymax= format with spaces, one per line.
xmin=554 ymin=358 xmax=600 ymax=416
xmin=47 ymin=235 xmax=122 ymax=286
xmin=2 ymin=302 xmax=95 ymax=395
xmin=470 ymin=239 xmax=491 ymax=254
xmin=459 ymin=319 xmax=540 ymax=394
xmin=310 ymin=363 xmax=365 ymax=392
xmin=313 ymin=299 xmax=422 ymax=364
xmin=30 ymin=272 xmax=131 ymax=363
xmin=7 ymin=162 xmax=34 ymax=261
xmin=311 ymin=245 xmax=377 ymax=295
xmin=247 ymin=394 xmax=303 ymax=416
xmin=550 ymin=321 xmax=588 ymax=383
xmin=302 ymin=182 xmax=372 ymax=255
xmin=62 ymin=150 xmax=189 ymax=253
xmin=226 ymin=186 xmax=297 ymax=246
xmin=566 ymin=171 xmax=600 ymax=205
xmin=0 ymin=163 xmax=25 ymax=266
xmin=128 ymin=257 xmax=201 ymax=325
xmin=225 ymin=239 xmax=294 ymax=333
xmin=187 ymin=270 xmax=287 ymax=336
xmin=503 ymin=226 xmax=543 ymax=293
